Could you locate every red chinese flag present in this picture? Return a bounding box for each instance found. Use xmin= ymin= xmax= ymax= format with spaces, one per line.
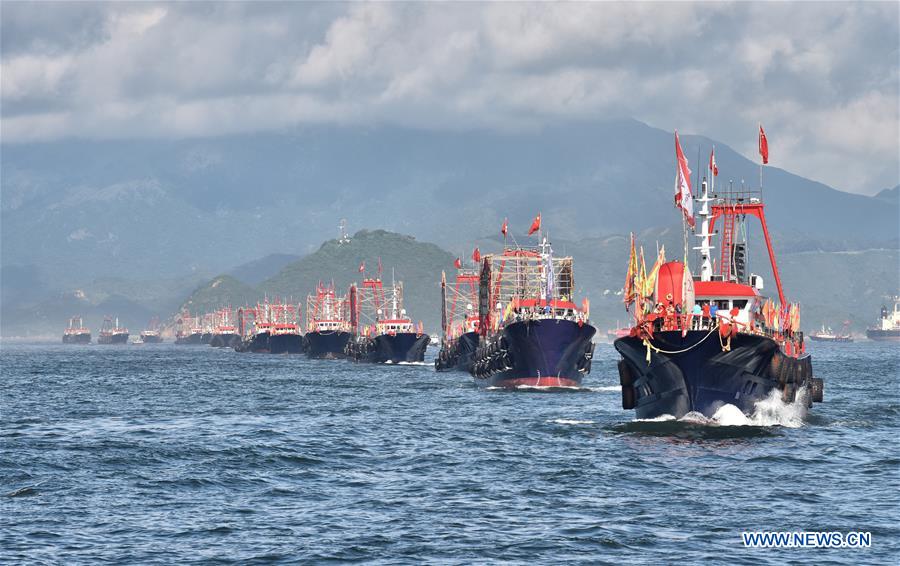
xmin=358 ymin=261 xmax=365 ymax=273
xmin=472 ymin=248 xmax=481 ymax=263
xmin=454 ymin=257 xmax=462 ymax=269
xmin=709 ymin=147 xmax=718 ymax=177
xmin=528 ymin=213 xmax=541 ymax=235
xmin=758 ymin=124 xmax=769 ymax=164
xmin=501 ymin=218 xmax=508 ymax=237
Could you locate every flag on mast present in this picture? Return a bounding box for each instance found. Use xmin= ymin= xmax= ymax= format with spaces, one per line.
xmin=758 ymin=124 xmax=769 ymax=164
xmin=674 ymin=131 xmax=695 ymax=228
xmin=472 ymin=247 xmax=481 ymax=263
xmin=358 ymin=261 xmax=365 ymax=273
xmin=709 ymin=147 xmax=718 ymax=177
xmin=501 ymin=218 xmax=508 ymax=237
xmin=528 ymin=213 xmax=541 ymax=235
xmin=454 ymin=258 xmax=462 ymax=269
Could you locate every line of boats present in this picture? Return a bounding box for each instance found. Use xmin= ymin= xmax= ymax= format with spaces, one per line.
xmin=59 ymin=131 xmax=900 ymax=420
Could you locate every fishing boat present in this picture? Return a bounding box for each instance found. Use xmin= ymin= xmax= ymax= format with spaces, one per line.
xmin=304 ymin=282 xmax=352 ymax=359
xmin=606 ymin=323 xmax=630 ymax=343
xmin=345 ymin=270 xmax=430 ymax=363
xmin=614 ymin=132 xmax=823 ymax=419
xmin=435 ymin=258 xmax=481 ymax=372
xmin=139 ymin=317 xmax=164 ymax=343
xmin=199 ymin=312 xmax=215 ymax=344
xmin=174 ymin=309 xmax=204 ymax=345
xmin=209 ymin=307 xmax=239 ymax=348
xmin=809 ymin=322 xmax=853 ymax=343
xmin=867 ymin=297 xmax=900 ymax=341
xmin=62 ymin=316 xmax=91 ymax=344
xmin=235 ymin=302 xmax=272 ymax=353
xmin=97 ymin=316 xmax=129 ymax=345
xmin=470 ymin=219 xmax=596 ymax=388
xmin=268 ymin=300 xmax=303 ymax=354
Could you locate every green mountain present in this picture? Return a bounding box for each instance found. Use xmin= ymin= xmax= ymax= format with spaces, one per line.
xmin=179 ymin=275 xmax=259 ymax=315
xmin=261 ymin=230 xmax=454 ymax=328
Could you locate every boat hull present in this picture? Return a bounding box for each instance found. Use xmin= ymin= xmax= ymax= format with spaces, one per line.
xmin=175 ymin=333 xmax=204 ymax=345
xmin=614 ymin=330 xmax=815 ymax=419
xmin=347 ymin=332 xmax=430 ymax=364
xmin=62 ymin=333 xmax=91 ymax=344
xmin=304 ymin=331 xmax=351 ymax=359
xmin=269 ymin=333 xmax=304 ymax=354
xmin=866 ymin=329 xmax=900 ymax=341
xmin=139 ymin=334 xmax=163 ymax=344
xmin=808 ymin=335 xmax=852 ymax=343
xmin=435 ymin=331 xmax=479 ymax=372
xmin=235 ymin=332 xmax=271 ymax=353
xmin=471 ymin=319 xmax=596 ymax=388
xmin=98 ymin=333 xmax=129 ymax=345
xmin=209 ymin=333 xmax=239 ymax=348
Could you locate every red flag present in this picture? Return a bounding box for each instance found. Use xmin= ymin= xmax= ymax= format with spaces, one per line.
xmin=501 ymin=218 xmax=508 ymax=237
xmin=358 ymin=261 xmax=365 ymax=273
xmin=528 ymin=213 xmax=541 ymax=235
xmin=709 ymin=147 xmax=718 ymax=177
xmin=758 ymin=124 xmax=769 ymax=164
xmin=472 ymin=247 xmax=481 ymax=263
xmin=454 ymin=258 xmax=462 ymax=269
xmin=674 ymin=131 xmax=695 ymax=227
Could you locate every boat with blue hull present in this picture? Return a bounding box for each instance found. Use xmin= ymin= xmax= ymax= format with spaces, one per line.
xmin=345 ymin=273 xmax=430 ymax=364
xmin=304 ymin=282 xmax=352 ymax=359
xmin=469 ymin=233 xmax=595 ymax=388
xmin=614 ymin=134 xmax=822 ymax=419
xmin=435 ymin=268 xmax=481 ymax=372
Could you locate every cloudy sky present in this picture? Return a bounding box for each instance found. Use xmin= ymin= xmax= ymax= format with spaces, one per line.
xmin=2 ymin=1 xmax=898 ymax=195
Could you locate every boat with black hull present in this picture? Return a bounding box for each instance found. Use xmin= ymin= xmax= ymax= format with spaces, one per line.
xmin=470 ymin=229 xmax=596 ymax=388
xmin=304 ymin=282 xmax=352 ymax=359
xmin=809 ymin=322 xmax=853 ymax=343
xmin=139 ymin=318 xmax=163 ymax=343
xmin=62 ymin=316 xmax=92 ymax=344
xmin=174 ymin=310 xmax=204 ymax=344
xmin=614 ymin=133 xmax=822 ymax=419
xmin=234 ymin=303 xmax=272 ymax=353
xmin=866 ymin=298 xmax=900 ymax=341
xmin=435 ymin=266 xmax=480 ymax=372
xmin=266 ymin=301 xmax=302 ymax=354
xmin=209 ymin=308 xmax=239 ymax=348
xmin=97 ymin=316 xmax=129 ymax=345
xmin=345 ymin=273 xmax=430 ymax=364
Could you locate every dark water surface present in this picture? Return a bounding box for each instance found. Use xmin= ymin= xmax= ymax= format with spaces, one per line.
xmin=2 ymin=341 xmax=898 ymax=564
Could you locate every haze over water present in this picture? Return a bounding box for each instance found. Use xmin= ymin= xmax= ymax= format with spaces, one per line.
xmin=2 ymin=341 xmax=897 ymax=563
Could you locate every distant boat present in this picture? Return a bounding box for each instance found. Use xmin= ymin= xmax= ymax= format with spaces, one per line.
xmin=346 ymin=273 xmax=430 ymax=364
xmin=174 ymin=309 xmax=204 ymax=345
xmin=98 ymin=316 xmax=129 ymax=345
xmin=209 ymin=308 xmax=239 ymax=348
xmin=139 ymin=317 xmax=164 ymax=343
xmin=809 ymin=322 xmax=852 ymax=343
xmin=867 ymin=297 xmax=900 ymax=341
xmin=62 ymin=316 xmax=91 ymax=344
xmin=304 ymin=282 xmax=352 ymax=359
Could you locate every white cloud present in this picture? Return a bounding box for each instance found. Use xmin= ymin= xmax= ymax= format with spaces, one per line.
xmin=0 ymin=1 xmax=897 ymax=194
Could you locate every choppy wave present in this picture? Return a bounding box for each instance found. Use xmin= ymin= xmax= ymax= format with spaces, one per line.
xmin=547 ymin=419 xmax=596 ymax=425
xmin=634 ymin=387 xmax=809 ymax=428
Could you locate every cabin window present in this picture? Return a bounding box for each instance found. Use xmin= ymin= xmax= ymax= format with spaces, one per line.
xmin=733 ymin=299 xmax=748 ymax=309
xmin=715 ymin=300 xmax=729 ymax=310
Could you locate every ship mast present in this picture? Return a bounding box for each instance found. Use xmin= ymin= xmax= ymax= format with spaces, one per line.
xmin=694 ymin=178 xmax=715 ymax=282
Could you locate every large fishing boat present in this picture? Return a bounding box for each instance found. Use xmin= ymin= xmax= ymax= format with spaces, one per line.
xmin=614 ymin=132 xmax=823 ymax=419
xmin=62 ymin=316 xmax=91 ymax=344
xmin=345 ymin=271 xmax=430 ymax=363
xmin=304 ymin=282 xmax=352 ymax=359
xmin=199 ymin=312 xmax=216 ymax=344
xmin=174 ymin=309 xmax=204 ymax=345
xmin=867 ymin=297 xmax=900 ymax=341
xmin=435 ymin=261 xmax=480 ymax=372
xmin=268 ymin=300 xmax=303 ymax=354
xmin=209 ymin=307 xmax=239 ymax=348
xmin=97 ymin=316 xmax=129 ymax=345
xmin=139 ymin=317 xmax=163 ymax=343
xmin=470 ymin=223 xmax=596 ymax=388
xmin=235 ymin=302 xmax=271 ymax=353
